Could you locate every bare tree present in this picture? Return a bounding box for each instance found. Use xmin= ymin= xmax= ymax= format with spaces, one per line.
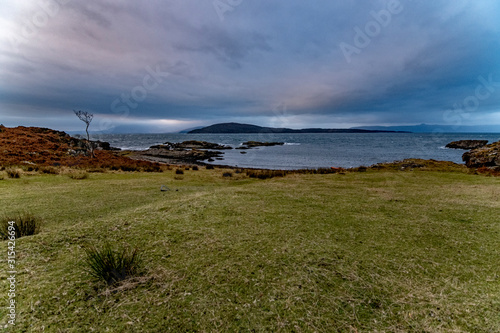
xmin=73 ymin=110 xmax=94 ymax=157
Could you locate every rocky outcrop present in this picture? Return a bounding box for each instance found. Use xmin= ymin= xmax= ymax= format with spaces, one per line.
xmin=93 ymin=140 xmax=121 ymax=151
xmin=159 ymin=140 xmax=232 ymax=150
xmin=132 ymin=141 xmax=227 ymax=164
xmin=241 ymin=141 xmax=284 ymax=148
xmin=462 ymin=141 xmax=500 ymax=168
xmin=0 ymin=126 xmax=159 ymax=170
xmin=445 ymin=140 xmax=488 ymax=149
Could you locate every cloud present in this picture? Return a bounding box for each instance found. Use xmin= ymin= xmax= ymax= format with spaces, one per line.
xmin=0 ymin=0 xmax=499 ymax=131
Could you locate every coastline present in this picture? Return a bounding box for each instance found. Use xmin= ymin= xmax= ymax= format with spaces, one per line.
xmin=92 ymin=132 xmax=500 ymax=169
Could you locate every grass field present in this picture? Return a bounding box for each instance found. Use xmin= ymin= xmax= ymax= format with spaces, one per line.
xmin=0 ymin=167 xmax=499 ymax=332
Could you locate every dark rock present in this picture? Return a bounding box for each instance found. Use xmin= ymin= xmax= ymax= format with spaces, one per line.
xmin=163 ymin=141 xmax=231 ymax=150
xmin=93 ymin=140 xmax=121 ymax=151
xmin=462 ymin=141 xmax=500 ymax=168
xmin=446 ymin=140 xmax=488 ymax=149
xmin=134 ymin=145 xmax=224 ymax=163
xmin=242 ymin=141 xmax=285 ymax=148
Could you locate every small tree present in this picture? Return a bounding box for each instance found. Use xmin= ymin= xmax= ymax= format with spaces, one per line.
xmin=73 ymin=110 xmax=94 ymax=157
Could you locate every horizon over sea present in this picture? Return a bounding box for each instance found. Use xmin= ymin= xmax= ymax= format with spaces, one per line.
xmin=88 ymin=132 xmax=500 ymax=170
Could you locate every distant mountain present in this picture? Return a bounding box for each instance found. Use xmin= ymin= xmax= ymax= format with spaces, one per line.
xmin=188 ymin=122 xmax=409 ymax=134
xmin=353 ymin=124 xmax=500 ymax=133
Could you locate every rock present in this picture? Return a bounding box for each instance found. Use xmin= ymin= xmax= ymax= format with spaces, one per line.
xmin=163 ymin=141 xmax=232 ymax=150
xmin=241 ymin=141 xmax=285 ymax=148
xmin=445 ymin=140 xmax=488 ymax=149
xmin=93 ymin=140 xmax=121 ymax=151
xmin=134 ymin=145 xmax=224 ymax=163
xmin=462 ymin=141 xmax=500 ymax=168
xmin=132 ymin=140 xmax=233 ymax=164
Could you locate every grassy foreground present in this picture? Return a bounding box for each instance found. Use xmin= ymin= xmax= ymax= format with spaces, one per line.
xmin=0 ymin=168 xmax=499 ymax=332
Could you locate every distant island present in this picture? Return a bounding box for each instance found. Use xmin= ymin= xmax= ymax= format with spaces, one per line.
xmin=188 ymin=122 xmax=410 ymax=134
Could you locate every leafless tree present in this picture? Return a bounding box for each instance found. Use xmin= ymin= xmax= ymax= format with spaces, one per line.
xmin=73 ymin=110 xmax=94 ymax=157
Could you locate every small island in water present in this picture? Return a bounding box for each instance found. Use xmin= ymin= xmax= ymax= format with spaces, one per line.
xmin=188 ymin=122 xmax=411 ymax=134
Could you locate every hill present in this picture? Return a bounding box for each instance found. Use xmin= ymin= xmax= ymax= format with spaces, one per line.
xmin=188 ymin=122 xmax=409 ymax=134
xmin=0 ymin=125 xmax=161 ymax=171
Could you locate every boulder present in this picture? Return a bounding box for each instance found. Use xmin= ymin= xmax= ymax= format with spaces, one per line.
xmin=462 ymin=141 xmax=500 ymax=168
xmin=445 ymin=140 xmax=488 ymax=149
xmin=93 ymin=140 xmax=121 ymax=151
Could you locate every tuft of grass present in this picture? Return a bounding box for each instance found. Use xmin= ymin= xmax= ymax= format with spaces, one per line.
xmin=0 ymin=212 xmax=41 ymax=239
xmin=175 ymin=169 xmax=184 ymax=175
xmin=83 ymin=243 xmax=143 ymax=285
xmin=222 ymin=172 xmax=233 ymax=177
xmin=192 ymin=165 xmax=199 ymax=171
xmin=40 ymin=166 xmax=59 ymax=174
xmin=6 ymin=168 xmax=21 ymax=178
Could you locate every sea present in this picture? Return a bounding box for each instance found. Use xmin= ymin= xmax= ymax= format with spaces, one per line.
xmin=89 ymin=132 xmax=500 ymax=170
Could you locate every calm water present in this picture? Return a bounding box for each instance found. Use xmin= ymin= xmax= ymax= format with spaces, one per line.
xmin=90 ymin=132 xmax=500 ymax=169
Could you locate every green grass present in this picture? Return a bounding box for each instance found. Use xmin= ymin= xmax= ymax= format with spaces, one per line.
xmin=0 ymin=213 xmax=41 ymax=240
xmin=83 ymin=243 xmax=143 ymax=285
xmin=0 ymin=168 xmax=499 ymax=332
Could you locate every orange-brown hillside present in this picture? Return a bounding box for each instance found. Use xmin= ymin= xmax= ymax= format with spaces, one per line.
xmin=0 ymin=125 xmax=162 ymax=171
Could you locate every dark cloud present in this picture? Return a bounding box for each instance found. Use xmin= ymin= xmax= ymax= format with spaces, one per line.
xmin=0 ymin=0 xmax=499 ymax=132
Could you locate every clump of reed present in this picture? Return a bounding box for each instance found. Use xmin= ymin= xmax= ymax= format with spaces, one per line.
xmin=0 ymin=212 xmax=42 ymax=239
xmin=83 ymin=243 xmax=143 ymax=285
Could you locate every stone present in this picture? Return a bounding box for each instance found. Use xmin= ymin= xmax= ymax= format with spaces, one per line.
xmin=241 ymin=141 xmax=284 ymax=148
xmin=445 ymin=140 xmax=488 ymax=150
xmin=462 ymin=141 xmax=500 ymax=168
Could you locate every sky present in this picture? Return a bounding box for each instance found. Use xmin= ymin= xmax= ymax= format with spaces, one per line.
xmin=1 ymin=0 xmax=500 ymax=133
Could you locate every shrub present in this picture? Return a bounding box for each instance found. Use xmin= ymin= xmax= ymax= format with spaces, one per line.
xmin=120 ymin=165 xmax=139 ymax=172
xmin=175 ymin=169 xmax=184 ymax=175
xmin=83 ymin=243 xmax=143 ymax=285
xmin=6 ymin=168 xmax=21 ymax=178
xmin=192 ymin=165 xmax=199 ymax=171
xmin=87 ymin=168 xmax=106 ymax=173
xmin=40 ymin=166 xmax=58 ymax=174
xmin=0 ymin=213 xmax=41 ymax=239
xmin=246 ymin=169 xmax=287 ymax=179
xmin=143 ymin=164 xmax=163 ymax=172
xmin=222 ymin=172 xmax=233 ymax=177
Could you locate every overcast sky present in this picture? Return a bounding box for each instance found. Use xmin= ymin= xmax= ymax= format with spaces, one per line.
xmin=1 ymin=0 xmax=500 ymax=132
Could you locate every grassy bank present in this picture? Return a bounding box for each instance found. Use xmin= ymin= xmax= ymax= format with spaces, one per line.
xmin=1 ymin=168 xmax=499 ymax=332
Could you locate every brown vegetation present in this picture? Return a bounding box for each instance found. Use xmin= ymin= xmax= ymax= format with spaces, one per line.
xmin=0 ymin=126 xmax=163 ymax=172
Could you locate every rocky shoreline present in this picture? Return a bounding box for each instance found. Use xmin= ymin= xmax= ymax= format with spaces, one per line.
xmin=127 ymin=140 xmax=286 ymax=165
xmin=462 ymin=141 xmax=500 ymax=168
xmin=443 ymin=139 xmax=500 ymax=170
xmin=445 ymin=140 xmax=488 ymax=150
